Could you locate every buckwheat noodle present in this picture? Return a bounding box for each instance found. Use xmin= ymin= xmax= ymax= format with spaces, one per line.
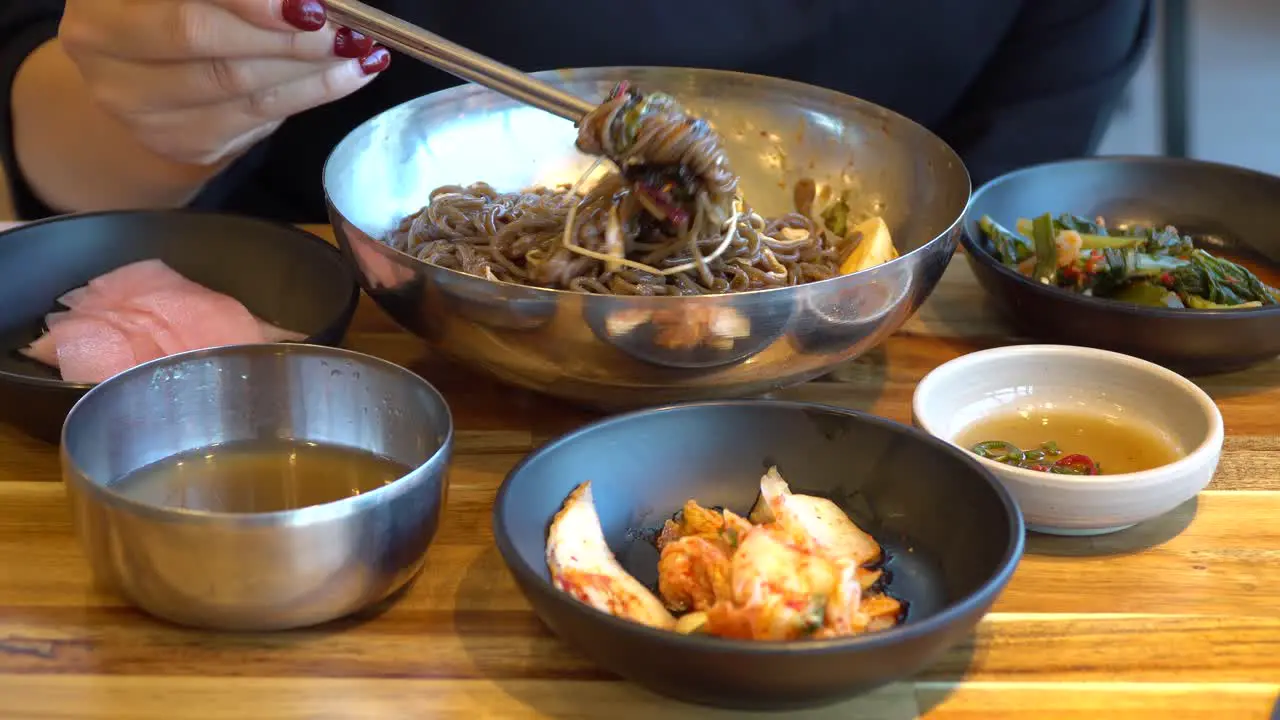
xmin=386 ymin=82 xmax=860 ymax=296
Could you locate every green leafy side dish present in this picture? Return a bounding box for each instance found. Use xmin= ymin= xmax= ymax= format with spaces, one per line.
xmin=976 ymin=212 xmax=1280 ymax=310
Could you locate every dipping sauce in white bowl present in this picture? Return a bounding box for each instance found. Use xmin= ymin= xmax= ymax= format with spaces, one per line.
xmin=953 ymin=407 xmax=1184 ymax=476
xmin=912 ymin=344 xmax=1224 ymax=536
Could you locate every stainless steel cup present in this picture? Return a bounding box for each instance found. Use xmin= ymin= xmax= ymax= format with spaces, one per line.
xmin=61 ymin=343 xmax=453 ymax=631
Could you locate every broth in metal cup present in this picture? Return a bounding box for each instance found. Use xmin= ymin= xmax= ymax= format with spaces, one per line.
xmin=60 ymin=343 xmax=453 ymax=631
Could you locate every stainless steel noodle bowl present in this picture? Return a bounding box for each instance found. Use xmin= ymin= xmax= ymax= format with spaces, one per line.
xmin=324 ymin=67 xmax=970 ymax=406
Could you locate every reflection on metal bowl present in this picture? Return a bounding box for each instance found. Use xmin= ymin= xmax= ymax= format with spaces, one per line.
xmin=792 ymin=256 xmax=920 ymax=354
xmin=323 ymin=67 xmax=970 ymax=408
xmin=583 ymin=293 xmax=796 ymax=369
xmin=435 ymin=272 xmax=559 ymax=332
xmin=342 ymin=216 xmax=417 ymax=292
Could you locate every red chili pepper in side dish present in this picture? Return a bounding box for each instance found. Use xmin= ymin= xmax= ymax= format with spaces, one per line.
xmin=1051 ymin=454 xmax=1099 ymax=476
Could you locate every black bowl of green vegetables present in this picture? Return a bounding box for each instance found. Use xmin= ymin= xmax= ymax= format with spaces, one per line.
xmin=960 ymin=156 xmax=1280 ymax=375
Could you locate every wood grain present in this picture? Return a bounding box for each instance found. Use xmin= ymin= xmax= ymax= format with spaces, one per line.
xmin=4 ymin=479 xmax=1280 ymax=617
xmin=1 ymin=224 xmax=1278 ymax=718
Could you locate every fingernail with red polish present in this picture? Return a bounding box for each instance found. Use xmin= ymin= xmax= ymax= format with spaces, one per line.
xmin=282 ymin=0 xmax=326 ymax=31
xmin=334 ymin=28 xmax=375 ymax=58
xmin=359 ymin=47 xmax=391 ymax=76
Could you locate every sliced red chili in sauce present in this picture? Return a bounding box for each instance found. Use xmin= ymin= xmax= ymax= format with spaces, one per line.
xmin=969 ymin=441 xmax=1099 ymax=475
xmin=1050 ymin=454 xmax=1099 ymax=476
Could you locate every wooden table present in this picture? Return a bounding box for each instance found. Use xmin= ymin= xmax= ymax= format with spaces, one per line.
xmin=1 ymin=225 xmax=1278 ymax=719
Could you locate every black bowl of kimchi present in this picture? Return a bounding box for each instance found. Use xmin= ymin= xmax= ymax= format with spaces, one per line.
xmin=492 ymin=400 xmax=1023 ymax=710
xmin=960 ymin=155 xmax=1280 ymax=375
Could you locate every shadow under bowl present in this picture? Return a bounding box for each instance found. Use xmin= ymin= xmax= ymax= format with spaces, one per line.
xmin=960 ymin=155 xmax=1280 ymax=375
xmin=492 ymin=400 xmax=1023 ymax=710
xmin=60 ymin=343 xmax=454 ymax=631
xmin=0 ymin=210 xmax=360 ymax=442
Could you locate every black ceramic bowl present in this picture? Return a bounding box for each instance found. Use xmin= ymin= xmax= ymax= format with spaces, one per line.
xmin=492 ymin=400 xmax=1024 ymax=710
xmin=0 ymin=210 xmax=360 ymax=442
xmin=960 ymin=156 xmax=1280 ymax=375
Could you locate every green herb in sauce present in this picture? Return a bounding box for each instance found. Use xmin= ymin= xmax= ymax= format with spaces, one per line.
xmin=970 ymin=440 xmax=1100 ymax=475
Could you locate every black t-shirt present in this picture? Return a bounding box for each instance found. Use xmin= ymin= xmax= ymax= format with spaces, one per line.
xmin=1 ymin=0 xmax=1153 ymax=223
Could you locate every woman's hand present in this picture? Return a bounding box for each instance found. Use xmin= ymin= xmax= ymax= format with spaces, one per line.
xmin=56 ymin=0 xmax=389 ymax=167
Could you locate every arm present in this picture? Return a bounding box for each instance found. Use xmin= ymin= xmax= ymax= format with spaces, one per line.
xmin=934 ymin=0 xmax=1155 ymax=186
xmin=3 ymin=1 xmax=372 ymax=220
xmin=10 ymin=38 xmax=225 ymax=216
xmin=0 ymin=1 xmax=63 ymax=219
xmin=1 ymin=2 xmax=221 ymax=218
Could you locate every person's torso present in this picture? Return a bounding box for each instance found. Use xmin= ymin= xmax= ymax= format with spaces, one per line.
xmin=255 ymin=0 xmax=1027 ymax=221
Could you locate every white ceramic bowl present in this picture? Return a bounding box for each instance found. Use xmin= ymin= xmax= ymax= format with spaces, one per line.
xmin=912 ymin=344 xmax=1224 ymax=536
